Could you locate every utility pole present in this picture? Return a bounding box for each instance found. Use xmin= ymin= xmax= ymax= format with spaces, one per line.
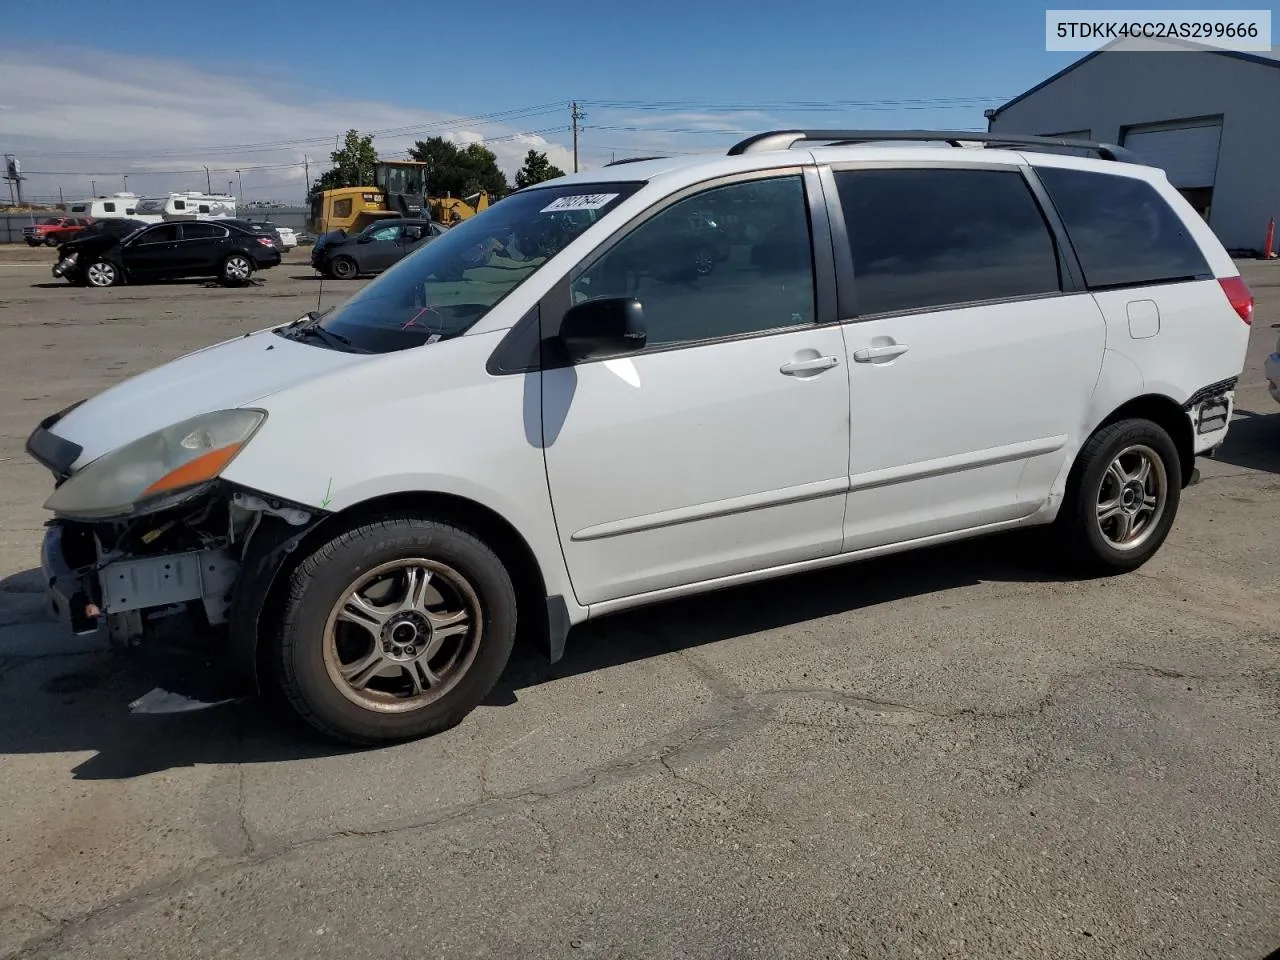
xmin=90 ymin=179 xmax=97 ymax=197
xmin=204 ymin=166 xmax=212 ymax=193
xmin=122 ymin=174 xmax=129 ymax=192
xmin=571 ymin=101 xmax=585 ymax=173
xmin=236 ymin=169 xmax=243 ymax=203
xmin=58 ymin=186 xmax=64 ymax=207
xmin=303 ymin=155 xmax=311 ymax=194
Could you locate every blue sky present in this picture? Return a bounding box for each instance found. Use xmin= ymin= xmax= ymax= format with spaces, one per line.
xmin=0 ymin=0 xmax=1263 ymax=201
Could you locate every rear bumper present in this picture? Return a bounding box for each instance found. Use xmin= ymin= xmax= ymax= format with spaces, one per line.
xmin=1265 ymin=352 xmax=1280 ymax=405
xmin=1183 ymin=377 xmax=1237 ymax=455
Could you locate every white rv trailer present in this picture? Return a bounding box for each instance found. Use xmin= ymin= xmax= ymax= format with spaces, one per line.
xmin=131 ymin=192 xmax=238 ymax=224
xmin=64 ymin=193 xmax=142 ymax=219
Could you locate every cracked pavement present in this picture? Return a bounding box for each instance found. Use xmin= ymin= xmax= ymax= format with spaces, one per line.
xmin=1 ymin=252 xmax=1278 ymax=959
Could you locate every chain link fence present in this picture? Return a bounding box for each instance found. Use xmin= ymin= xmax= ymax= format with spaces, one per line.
xmin=0 ymin=205 xmax=310 ymax=244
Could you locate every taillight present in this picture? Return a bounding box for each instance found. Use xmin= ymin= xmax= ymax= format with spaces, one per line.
xmin=256 ymin=237 xmax=274 ymax=247
xmin=1219 ymin=275 xmax=1254 ymax=325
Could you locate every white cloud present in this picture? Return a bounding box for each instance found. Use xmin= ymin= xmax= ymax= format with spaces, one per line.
xmin=0 ymin=46 xmax=576 ymax=204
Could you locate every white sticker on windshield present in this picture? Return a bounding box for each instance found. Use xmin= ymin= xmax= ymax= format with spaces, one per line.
xmin=540 ymin=193 xmax=619 ymax=213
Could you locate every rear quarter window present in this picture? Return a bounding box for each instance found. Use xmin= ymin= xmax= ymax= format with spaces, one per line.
xmin=1035 ymin=166 xmax=1211 ymax=290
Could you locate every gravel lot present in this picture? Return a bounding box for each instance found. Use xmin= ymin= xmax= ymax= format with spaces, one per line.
xmin=1 ymin=246 xmax=1278 ymax=960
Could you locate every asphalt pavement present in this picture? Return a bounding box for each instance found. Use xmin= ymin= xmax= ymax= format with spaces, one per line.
xmin=1 ymin=247 xmax=1278 ymax=959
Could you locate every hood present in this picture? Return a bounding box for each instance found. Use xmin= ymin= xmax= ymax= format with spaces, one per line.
xmin=60 ymin=232 xmax=121 ymax=256
xmin=49 ymin=328 xmax=370 ymax=468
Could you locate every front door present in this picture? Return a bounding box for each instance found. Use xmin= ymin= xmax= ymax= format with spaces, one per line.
xmin=122 ymin=223 xmax=181 ymax=278
xmin=828 ymin=165 xmax=1107 ymax=551
xmin=362 ymin=223 xmax=405 ymax=272
xmin=540 ymin=172 xmax=851 ymax=606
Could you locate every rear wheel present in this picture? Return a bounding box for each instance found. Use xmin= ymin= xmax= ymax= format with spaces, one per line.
xmin=329 ymin=256 xmax=358 ymax=280
xmin=1053 ymin=418 xmax=1181 ymax=574
xmin=43 ymin=235 xmax=59 ymax=247
xmin=84 ymin=260 xmax=120 ymax=287
xmin=271 ymin=514 xmax=518 ymax=745
xmin=221 ymin=254 xmax=254 ymax=286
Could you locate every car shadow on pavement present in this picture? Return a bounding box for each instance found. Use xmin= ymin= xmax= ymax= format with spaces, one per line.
xmin=0 ymin=531 xmax=1066 ymax=779
xmin=488 ymin=530 xmax=1073 ymax=704
xmin=1211 ymin=408 xmax=1280 ymax=474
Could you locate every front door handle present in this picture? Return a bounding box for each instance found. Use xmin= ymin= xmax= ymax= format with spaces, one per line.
xmin=780 ymin=355 xmax=840 ymax=375
xmin=852 ymin=343 xmax=910 ymax=362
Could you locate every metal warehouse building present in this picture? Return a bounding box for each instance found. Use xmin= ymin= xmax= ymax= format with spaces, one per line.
xmin=987 ymin=38 xmax=1280 ymax=254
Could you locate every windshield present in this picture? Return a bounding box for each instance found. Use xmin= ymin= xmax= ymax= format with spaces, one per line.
xmin=315 ymin=182 xmax=641 ymax=353
xmin=380 ymin=165 xmax=425 ymax=196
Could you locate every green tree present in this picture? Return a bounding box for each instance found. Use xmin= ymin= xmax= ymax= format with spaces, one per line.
xmin=514 ymin=149 xmax=565 ymax=189
xmin=310 ymin=129 xmax=377 ymax=197
xmin=408 ymin=136 xmax=509 ymax=198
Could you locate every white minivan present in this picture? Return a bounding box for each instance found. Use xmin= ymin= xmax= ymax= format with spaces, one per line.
xmin=27 ymin=130 xmax=1253 ymax=744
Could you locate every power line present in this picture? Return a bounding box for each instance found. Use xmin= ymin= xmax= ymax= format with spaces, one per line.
xmin=21 ymin=126 xmax=571 ymax=177
xmin=581 ymin=96 xmax=1011 ymax=110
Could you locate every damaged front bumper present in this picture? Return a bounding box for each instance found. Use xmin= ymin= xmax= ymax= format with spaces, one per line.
xmin=39 ymin=484 xmax=324 ymax=691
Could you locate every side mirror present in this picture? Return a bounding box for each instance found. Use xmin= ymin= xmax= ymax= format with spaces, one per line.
xmin=558 ymin=297 xmax=646 ymax=361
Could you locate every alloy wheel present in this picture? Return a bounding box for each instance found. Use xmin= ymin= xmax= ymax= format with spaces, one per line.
xmin=322 ymin=558 xmax=483 ymax=714
xmin=1095 ymin=443 xmax=1168 ymax=551
xmin=86 ymin=262 xmax=117 ymax=287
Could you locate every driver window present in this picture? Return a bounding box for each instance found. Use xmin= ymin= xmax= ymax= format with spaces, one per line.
xmin=571 ymin=175 xmax=815 ymax=349
xmin=370 ymin=225 xmax=400 ymax=241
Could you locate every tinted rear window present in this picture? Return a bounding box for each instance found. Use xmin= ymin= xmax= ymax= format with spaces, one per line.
xmin=1035 ymin=166 xmax=1211 ymax=290
xmin=834 ymin=168 xmax=1062 ymax=316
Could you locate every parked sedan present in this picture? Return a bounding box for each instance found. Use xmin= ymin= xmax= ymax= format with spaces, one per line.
xmin=23 ymin=216 xmax=93 ymax=247
xmin=262 ymin=222 xmax=298 ymax=250
xmin=314 ymin=218 xmax=448 ymax=279
xmin=52 ymin=219 xmax=281 ymax=288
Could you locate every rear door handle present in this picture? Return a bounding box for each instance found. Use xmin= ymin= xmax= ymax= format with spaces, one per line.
xmin=852 ymin=343 xmax=909 ymax=362
xmin=780 ymin=355 xmax=840 ymax=375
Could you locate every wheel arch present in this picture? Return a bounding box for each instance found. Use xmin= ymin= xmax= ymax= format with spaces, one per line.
xmin=1092 ymin=393 xmax=1195 ymax=488
xmin=230 ymin=489 xmax=559 ymax=695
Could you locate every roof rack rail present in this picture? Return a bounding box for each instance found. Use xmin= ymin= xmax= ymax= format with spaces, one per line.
xmin=605 ymin=156 xmax=668 ymax=166
xmin=726 ymin=129 xmax=1142 ymax=164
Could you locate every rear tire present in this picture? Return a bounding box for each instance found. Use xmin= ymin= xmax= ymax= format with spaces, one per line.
xmin=270 ymin=514 xmax=518 ymax=745
xmin=221 ymin=254 xmax=254 ymax=286
xmin=44 ymin=235 xmax=59 ymax=247
xmin=329 ymin=256 xmax=358 ymax=280
xmin=1052 ymin=418 xmax=1181 ymax=574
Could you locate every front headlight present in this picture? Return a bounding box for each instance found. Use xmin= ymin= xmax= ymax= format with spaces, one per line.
xmin=44 ymin=409 xmax=266 ymax=520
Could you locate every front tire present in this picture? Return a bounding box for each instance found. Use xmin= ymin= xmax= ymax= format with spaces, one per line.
xmin=84 ymin=260 xmax=120 ymax=287
xmin=1053 ymin=418 xmax=1181 ymax=574
xmin=329 ymin=255 xmax=358 ymax=280
xmin=271 ymin=515 xmax=518 ymax=745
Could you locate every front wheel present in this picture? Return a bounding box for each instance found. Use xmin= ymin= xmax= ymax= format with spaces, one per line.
xmin=328 ymin=255 xmax=358 ymax=280
xmin=271 ymin=515 xmax=518 ymax=745
xmin=1053 ymin=418 xmax=1181 ymax=574
xmin=84 ymin=260 xmax=120 ymax=287
xmin=44 ymin=235 xmax=59 ymax=247
xmin=221 ymin=254 xmax=254 ymax=286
